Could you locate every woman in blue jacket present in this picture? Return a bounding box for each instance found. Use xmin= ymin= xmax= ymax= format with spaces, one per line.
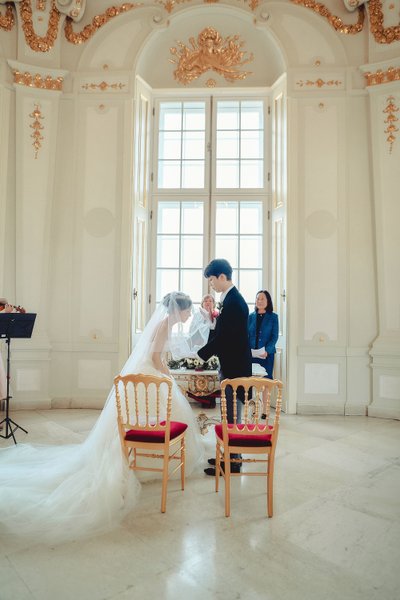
xmin=248 ymin=290 xmax=279 ymax=417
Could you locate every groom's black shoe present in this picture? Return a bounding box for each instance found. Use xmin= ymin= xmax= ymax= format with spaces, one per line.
xmin=204 ymin=462 xmax=241 ymax=476
xmin=208 ymin=457 xmax=216 ymax=466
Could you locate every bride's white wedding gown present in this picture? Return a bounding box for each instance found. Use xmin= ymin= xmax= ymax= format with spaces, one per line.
xmin=0 ymin=298 xmax=207 ymax=544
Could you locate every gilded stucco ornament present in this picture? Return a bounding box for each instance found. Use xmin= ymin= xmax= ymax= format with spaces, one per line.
xmin=364 ymin=66 xmax=400 ymax=86
xmin=0 ymin=2 xmax=15 ymax=30
xmin=296 ymin=78 xmax=342 ymax=87
xmin=13 ymin=69 xmax=64 ymax=89
xmin=291 ymin=0 xmax=365 ymax=35
xmin=383 ymin=96 xmax=399 ymax=153
xmin=29 ymin=104 xmax=44 ymax=159
xmin=170 ymin=26 xmax=253 ymax=85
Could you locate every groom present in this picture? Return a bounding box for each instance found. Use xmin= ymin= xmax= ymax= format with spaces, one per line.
xmin=197 ymin=258 xmax=252 ymax=475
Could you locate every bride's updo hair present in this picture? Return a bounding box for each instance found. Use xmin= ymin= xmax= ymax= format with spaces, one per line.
xmin=162 ymin=291 xmax=192 ymax=313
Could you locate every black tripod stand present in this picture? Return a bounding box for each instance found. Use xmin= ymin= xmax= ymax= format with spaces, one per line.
xmin=0 ymin=313 xmax=36 ymax=444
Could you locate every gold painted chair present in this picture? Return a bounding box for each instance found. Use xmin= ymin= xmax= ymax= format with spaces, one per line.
xmin=214 ymin=376 xmax=283 ymax=517
xmin=114 ymin=373 xmax=187 ymax=513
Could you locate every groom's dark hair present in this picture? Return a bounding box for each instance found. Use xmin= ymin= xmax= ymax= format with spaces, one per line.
xmin=204 ymin=258 xmax=232 ymax=280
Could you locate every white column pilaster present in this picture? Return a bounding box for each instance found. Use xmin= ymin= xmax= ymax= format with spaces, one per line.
xmin=360 ymin=59 xmax=400 ymax=419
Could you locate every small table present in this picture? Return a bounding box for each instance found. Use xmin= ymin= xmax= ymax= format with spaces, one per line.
xmin=170 ymin=368 xmax=220 ymax=399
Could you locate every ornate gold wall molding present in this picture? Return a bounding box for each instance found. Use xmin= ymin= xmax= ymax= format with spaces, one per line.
xmin=383 ymin=96 xmax=399 ymax=153
xmin=13 ymin=69 xmax=64 ymax=90
xmin=29 ymin=104 xmax=44 ymax=159
xmin=296 ymin=78 xmax=342 ymax=88
xmin=19 ymin=0 xmax=61 ymax=52
xmin=64 ymin=3 xmax=141 ymax=45
xmin=369 ymin=0 xmax=400 ymax=43
xmin=0 ymin=2 xmax=15 ymax=30
xmin=364 ymin=66 xmax=400 ymax=86
xmin=290 ymin=0 xmax=365 ymax=35
xmin=81 ymin=81 xmax=126 ymax=91
xmin=170 ymin=26 xmax=253 ymax=85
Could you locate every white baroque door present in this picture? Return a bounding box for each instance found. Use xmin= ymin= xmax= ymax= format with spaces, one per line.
xmin=131 ymin=78 xmax=152 ymax=349
xmin=271 ymin=77 xmax=287 ymax=410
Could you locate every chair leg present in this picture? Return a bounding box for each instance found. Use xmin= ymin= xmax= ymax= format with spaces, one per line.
xmin=267 ymin=457 xmax=274 ymax=518
xmin=215 ymin=443 xmax=220 ymax=492
xmin=161 ymin=451 xmax=169 ymax=513
xmin=180 ymin=437 xmax=185 ymax=491
xmin=224 ymin=459 xmax=231 ymax=517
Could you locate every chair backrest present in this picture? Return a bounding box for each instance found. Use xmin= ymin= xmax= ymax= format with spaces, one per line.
xmin=114 ymin=373 xmax=173 ymax=436
xmin=220 ymin=376 xmax=283 ymax=443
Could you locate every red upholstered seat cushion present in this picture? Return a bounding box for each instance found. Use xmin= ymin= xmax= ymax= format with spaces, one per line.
xmin=215 ymin=423 xmax=273 ymax=447
xmin=125 ymin=421 xmax=188 ymax=443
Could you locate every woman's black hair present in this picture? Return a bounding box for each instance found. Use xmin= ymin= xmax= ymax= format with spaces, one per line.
xmin=162 ymin=291 xmax=192 ymax=312
xmin=255 ymin=290 xmax=273 ymax=313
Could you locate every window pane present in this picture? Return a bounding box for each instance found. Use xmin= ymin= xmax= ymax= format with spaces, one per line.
xmin=239 ymin=270 xmax=262 ymax=303
xmin=240 ymin=236 xmax=262 ymax=268
xmin=241 ymin=130 xmax=263 ymax=159
xmin=181 ymin=269 xmax=203 ymax=302
xmin=240 ymin=202 xmax=262 ymax=234
xmin=182 ymin=202 xmax=204 ymax=234
xmin=216 ymin=203 xmax=238 ymax=234
xmin=182 ymin=161 xmax=204 ymax=188
xmin=216 ymin=160 xmax=239 ymax=188
xmin=183 ymin=103 xmax=205 ymax=130
xmin=215 ymin=236 xmax=238 ymax=267
xmin=157 ymin=203 xmax=180 ymax=233
xmin=159 ymin=104 xmax=181 ymax=130
xmin=158 ymin=236 xmax=180 ymax=267
xmin=217 ymin=101 xmax=239 ymax=129
xmin=157 ymin=269 xmax=179 ymax=301
xmin=241 ymin=101 xmax=263 ymax=129
xmin=158 ymin=161 xmax=181 ymax=188
xmin=182 ymin=131 xmax=205 ymax=160
xmin=240 ymin=160 xmax=263 ymax=188
xmin=159 ymin=131 xmax=181 ymax=160
xmin=181 ymin=236 xmax=203 ymax=268
xmin=216 ymin=131 xmax=239 ymax=159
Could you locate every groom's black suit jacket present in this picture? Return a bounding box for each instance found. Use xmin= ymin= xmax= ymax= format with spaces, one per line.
xmin=198 ymin=286 xmax=252 ymax=380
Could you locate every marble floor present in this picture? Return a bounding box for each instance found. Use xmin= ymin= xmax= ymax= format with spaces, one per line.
xmin=1 ymin=406 xmax=399 ymax=600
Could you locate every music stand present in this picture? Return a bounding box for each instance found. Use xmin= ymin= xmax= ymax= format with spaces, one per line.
xmin=0 ymin=313 xmax=36 ymax=443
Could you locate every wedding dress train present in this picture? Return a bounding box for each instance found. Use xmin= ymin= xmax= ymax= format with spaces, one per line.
xmin=0 ymin=292 xmax=208 ymax=543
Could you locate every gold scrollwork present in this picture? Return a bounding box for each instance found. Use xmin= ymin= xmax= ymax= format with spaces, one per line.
xmin=0 ymin=2 xmax=15 ymax=31
xmin=364 ymin=66 xmax=400 ymax=86
xmin=296 ymin=78 xmax=342 ymax=87
xmin=81 ymin=81 xmax=126 ymax=91
xmin=13 ymin=69 xmax=64 ymax=90
xmin=383 ymin=96 xmax=399 ymax=153
xmin=170 ymin=26 xmax=253 ymax=85
xmin=290 ymin=0 xmax=365 ymax=34
xmin=64 ymin=3 xmax=141 ymax=45
xmin=29 ymin=104 xmax=44 ymax=159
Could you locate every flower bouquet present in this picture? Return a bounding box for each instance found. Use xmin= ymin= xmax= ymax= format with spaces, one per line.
xmin=167 ymin=355 xmax=219 ymax=371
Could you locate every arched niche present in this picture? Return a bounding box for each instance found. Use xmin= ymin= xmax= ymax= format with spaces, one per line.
xmin=74 ymin=2 xmax=350 ymax=82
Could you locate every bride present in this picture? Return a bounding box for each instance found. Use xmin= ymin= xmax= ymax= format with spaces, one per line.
xmin=0 ymin=291 xmax=209 ymax=543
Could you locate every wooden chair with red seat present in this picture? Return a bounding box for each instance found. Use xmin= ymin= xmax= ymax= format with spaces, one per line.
xmin=214 ymin=376 xmax=283 ymax=517
xmin=114 ymin=373 xmax=187 ymax=513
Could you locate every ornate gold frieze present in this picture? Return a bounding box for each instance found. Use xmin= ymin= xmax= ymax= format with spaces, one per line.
xmin=206 ymin=78 xmax=216 ymax=87
xmin=364 ymin=66 xmax=400 ymax=86
xmin=290 ymin=0 xmax=365 ymax=34
xmin=383 ymin=96 xmax=399 ymax=153
xmin=64 ymin=3 xmax=141 ymax=45
xmin=170 ymin=26 xmax=253 ymax=85
xmin=36 ymin=0 xmax=46 ymax=9
xmin=0 ymin=2 xmax=15 ymax=31
xmin=296 ymin=78 xmax=342 ymax=88
xmin=13 ymin=69 xmax=64 ymax=90
xmin=29 ymin=104 xmax=44 ymax=159
xmin=81 ymin=81 xmax=126 ymax=91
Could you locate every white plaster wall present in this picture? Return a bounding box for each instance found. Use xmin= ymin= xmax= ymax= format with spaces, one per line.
xmin=0 ymin=1 xmax=390 ymax=413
